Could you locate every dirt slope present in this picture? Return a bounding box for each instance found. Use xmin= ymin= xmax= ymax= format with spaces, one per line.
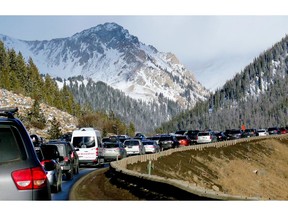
xmin=127 ymin=137 xmax=288 ymax=200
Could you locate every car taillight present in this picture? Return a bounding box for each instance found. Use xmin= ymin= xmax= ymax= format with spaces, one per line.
xmin=64 ymin=156 xmax=69 ymax=162
xmin=11 ymin=166 xmax=48 ymax=190
xmin=96 ymin=147 xmax=99 ymax=156
xmin=71 ymin=151 xmax=74 ymax=159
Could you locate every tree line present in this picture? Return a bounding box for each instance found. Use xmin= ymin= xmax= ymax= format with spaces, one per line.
xmin=0 ymin=40 xmax=136 ymax=138
xmin=156 ymin=34 xmax=288 ymax=133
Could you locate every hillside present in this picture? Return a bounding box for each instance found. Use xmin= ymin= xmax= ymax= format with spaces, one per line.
xmin=158 ymin=34 xmax=288 ymax=133
xmin=0 ymin=88 xmax=78 ymax=138
xmin=126 ymin=136 xmax=288 ymax=200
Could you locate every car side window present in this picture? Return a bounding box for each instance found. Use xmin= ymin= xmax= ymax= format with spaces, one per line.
xmin=0 ymin=127 xmax=22 ymax=163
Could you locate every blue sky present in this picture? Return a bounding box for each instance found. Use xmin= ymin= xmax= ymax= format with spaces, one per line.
xmin=1 ymin=1 xmax=288 ymax=90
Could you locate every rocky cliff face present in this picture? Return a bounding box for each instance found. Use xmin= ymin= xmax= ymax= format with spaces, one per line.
xmin=0 ymin=88 xmax=77 ymax=138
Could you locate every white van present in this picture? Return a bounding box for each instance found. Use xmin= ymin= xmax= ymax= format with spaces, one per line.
xmin=71 ymin=128 xmax=104 ymax=167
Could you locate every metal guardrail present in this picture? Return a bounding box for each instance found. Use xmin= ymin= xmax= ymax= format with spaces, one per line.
xmin=110 ymin=134 xmax=288 ymax=200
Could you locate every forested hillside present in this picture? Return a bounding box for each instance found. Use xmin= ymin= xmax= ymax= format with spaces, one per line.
xmin=0 ymin=41 xmax=134 ymax=136
xmin=58 ymin=76 xmax=183 ymax=133
xmin=157 ymin=34 xmax=288 ymax=133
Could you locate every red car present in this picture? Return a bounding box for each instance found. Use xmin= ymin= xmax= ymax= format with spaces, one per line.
xmin=280 ymin=127 xmax=287 ymax=134
xmin=175 ymin=135 xmax=191 ymax=147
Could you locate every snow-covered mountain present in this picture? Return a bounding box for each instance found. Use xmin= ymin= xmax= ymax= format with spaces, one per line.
xmin=0 ymin=22 xmax=209 ymax=109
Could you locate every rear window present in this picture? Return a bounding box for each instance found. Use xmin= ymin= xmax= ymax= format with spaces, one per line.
xmin=175 ymin=136 xmax=187 ymax=140
xmin=0 ymin=126 xmax=23 ymax=163
xmin=41 ymin=145 xmax=59 ymax=160
xmin=104 ymin=143 xmax=119 ymax=148
xmin=159 ymin=136 xmax=173 ymax=141
xmin=72 ymin=136 xmax=95 ymax=148
xmin=124 ymin=140 xmax=140 ymax=146
xmin=198 ymin=132 xmax=210 ymax=136
xmin=55 ymin=144 xmax=65 ymax=156
xmin=142 ymin=141 xmax=154 ymax=145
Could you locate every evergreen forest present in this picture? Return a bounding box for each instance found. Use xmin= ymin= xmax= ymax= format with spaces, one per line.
xmin=156 ymin=35 xmax=288 ymax=133
xmin=0 ymin=41 xmax=135 ymax=136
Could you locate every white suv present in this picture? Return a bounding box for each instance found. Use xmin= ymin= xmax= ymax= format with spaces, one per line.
xmin=124 ymin=139 xmax=145 ymax=156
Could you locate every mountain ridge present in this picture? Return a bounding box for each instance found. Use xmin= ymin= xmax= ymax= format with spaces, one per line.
xmin=0 ymin=22 xmax=209 ymax=109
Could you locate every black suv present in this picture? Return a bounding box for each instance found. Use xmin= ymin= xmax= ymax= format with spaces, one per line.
xmin=158 ymin=135 xmax=180 ymax=151
xmin=0 ymin=107 xmax=51 ymax=200
xmin=45 ymin=140 xmax=79 ymax=180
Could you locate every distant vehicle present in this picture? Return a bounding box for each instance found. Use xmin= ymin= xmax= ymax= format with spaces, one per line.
xmin=30 ymin=134 xmax=45 ymax=147
xmin=279 ymin=127 xmax=287 ymax=134
xmin=185 ymin=130 xmax=200 ymax=144
xmin=124 ymin=139 xmax=145 ymax=156
xmin=71 ymin=128 xmax=104 ymax=167
xmin=267 ymin=127 xmax=280 ymax=135
xmin=175 ymin=135 xmax=191 ymax=147
xmin=45 ymin=140 xmax=79 ymax=180
xmin=196 ymin=131 xmax=217 ymax=144
xmin=134 ymin=133 xmax=146 ymax=140
xmin=175 ymin=130 xmax=187 ymax=135
xmin=158 ymin=135 xmax=180 ymax=150
xmin=103 ymin=142 xmax=127 ymax=161
xmin=242 ymin=128 xmax=257 ymax=138
xmin=256 ymin=129 xmax=269 ymax=136
xmin=116 ymin=135 xmax=131 ymax=143
xmin=38 ymin=145 xmax=63 ymax=193
xmin=214 ymin=131 xmax=228 ymax=141
xmin=0 ymin=107 xmax=51 ymax=200
xmin=225 ymin=129 xmax=243 ymax=140
xmin=59 ymin=132 xmax=72 ymax=142
xmin=142 ymin=139 xmax=160 ymax=153
xmin=146 ymin=136 xmax=161 ymax=145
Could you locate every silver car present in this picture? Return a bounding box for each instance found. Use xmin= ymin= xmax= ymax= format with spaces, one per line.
xmin=124 ymin=139 xmax=145 ymax=156
xmin=103 ymin=142 xmax=127 ymax=161
xmin=0 ymin=107 xmax=51 ymax=200
xmin=142 ymin=139 xmax=160 ymax=154
xmin=196 ymin=131 xmax=217 ymax=144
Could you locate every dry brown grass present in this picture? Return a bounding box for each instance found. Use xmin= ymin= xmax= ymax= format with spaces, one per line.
xmin=127 ymin=137 xmax=288 ymax=200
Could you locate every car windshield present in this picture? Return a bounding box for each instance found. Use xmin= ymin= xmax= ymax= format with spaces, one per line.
xmin=72 ymin=136 xmax=95 ymax=148
xmin=124 ymin=140 xmax=139 ymax=146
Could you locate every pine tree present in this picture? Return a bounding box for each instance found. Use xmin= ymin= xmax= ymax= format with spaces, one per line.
xmin=47 ymin=117 xmax=62 ymax=139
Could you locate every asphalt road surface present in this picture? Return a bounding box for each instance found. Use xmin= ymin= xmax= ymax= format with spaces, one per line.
xmin=51 ymin=167 xmax=97 ymax=200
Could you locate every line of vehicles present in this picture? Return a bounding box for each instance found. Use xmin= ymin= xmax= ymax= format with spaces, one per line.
xmin=1 ymin=106 xmax=287 ymax=200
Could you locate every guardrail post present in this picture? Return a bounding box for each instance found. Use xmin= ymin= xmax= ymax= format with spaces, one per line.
xmin=147 ymin=160 xmax=154 ymax=175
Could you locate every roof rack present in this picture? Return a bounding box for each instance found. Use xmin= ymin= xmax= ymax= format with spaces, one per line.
xmin=0 ymin=107 xmax=18 ymax=118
